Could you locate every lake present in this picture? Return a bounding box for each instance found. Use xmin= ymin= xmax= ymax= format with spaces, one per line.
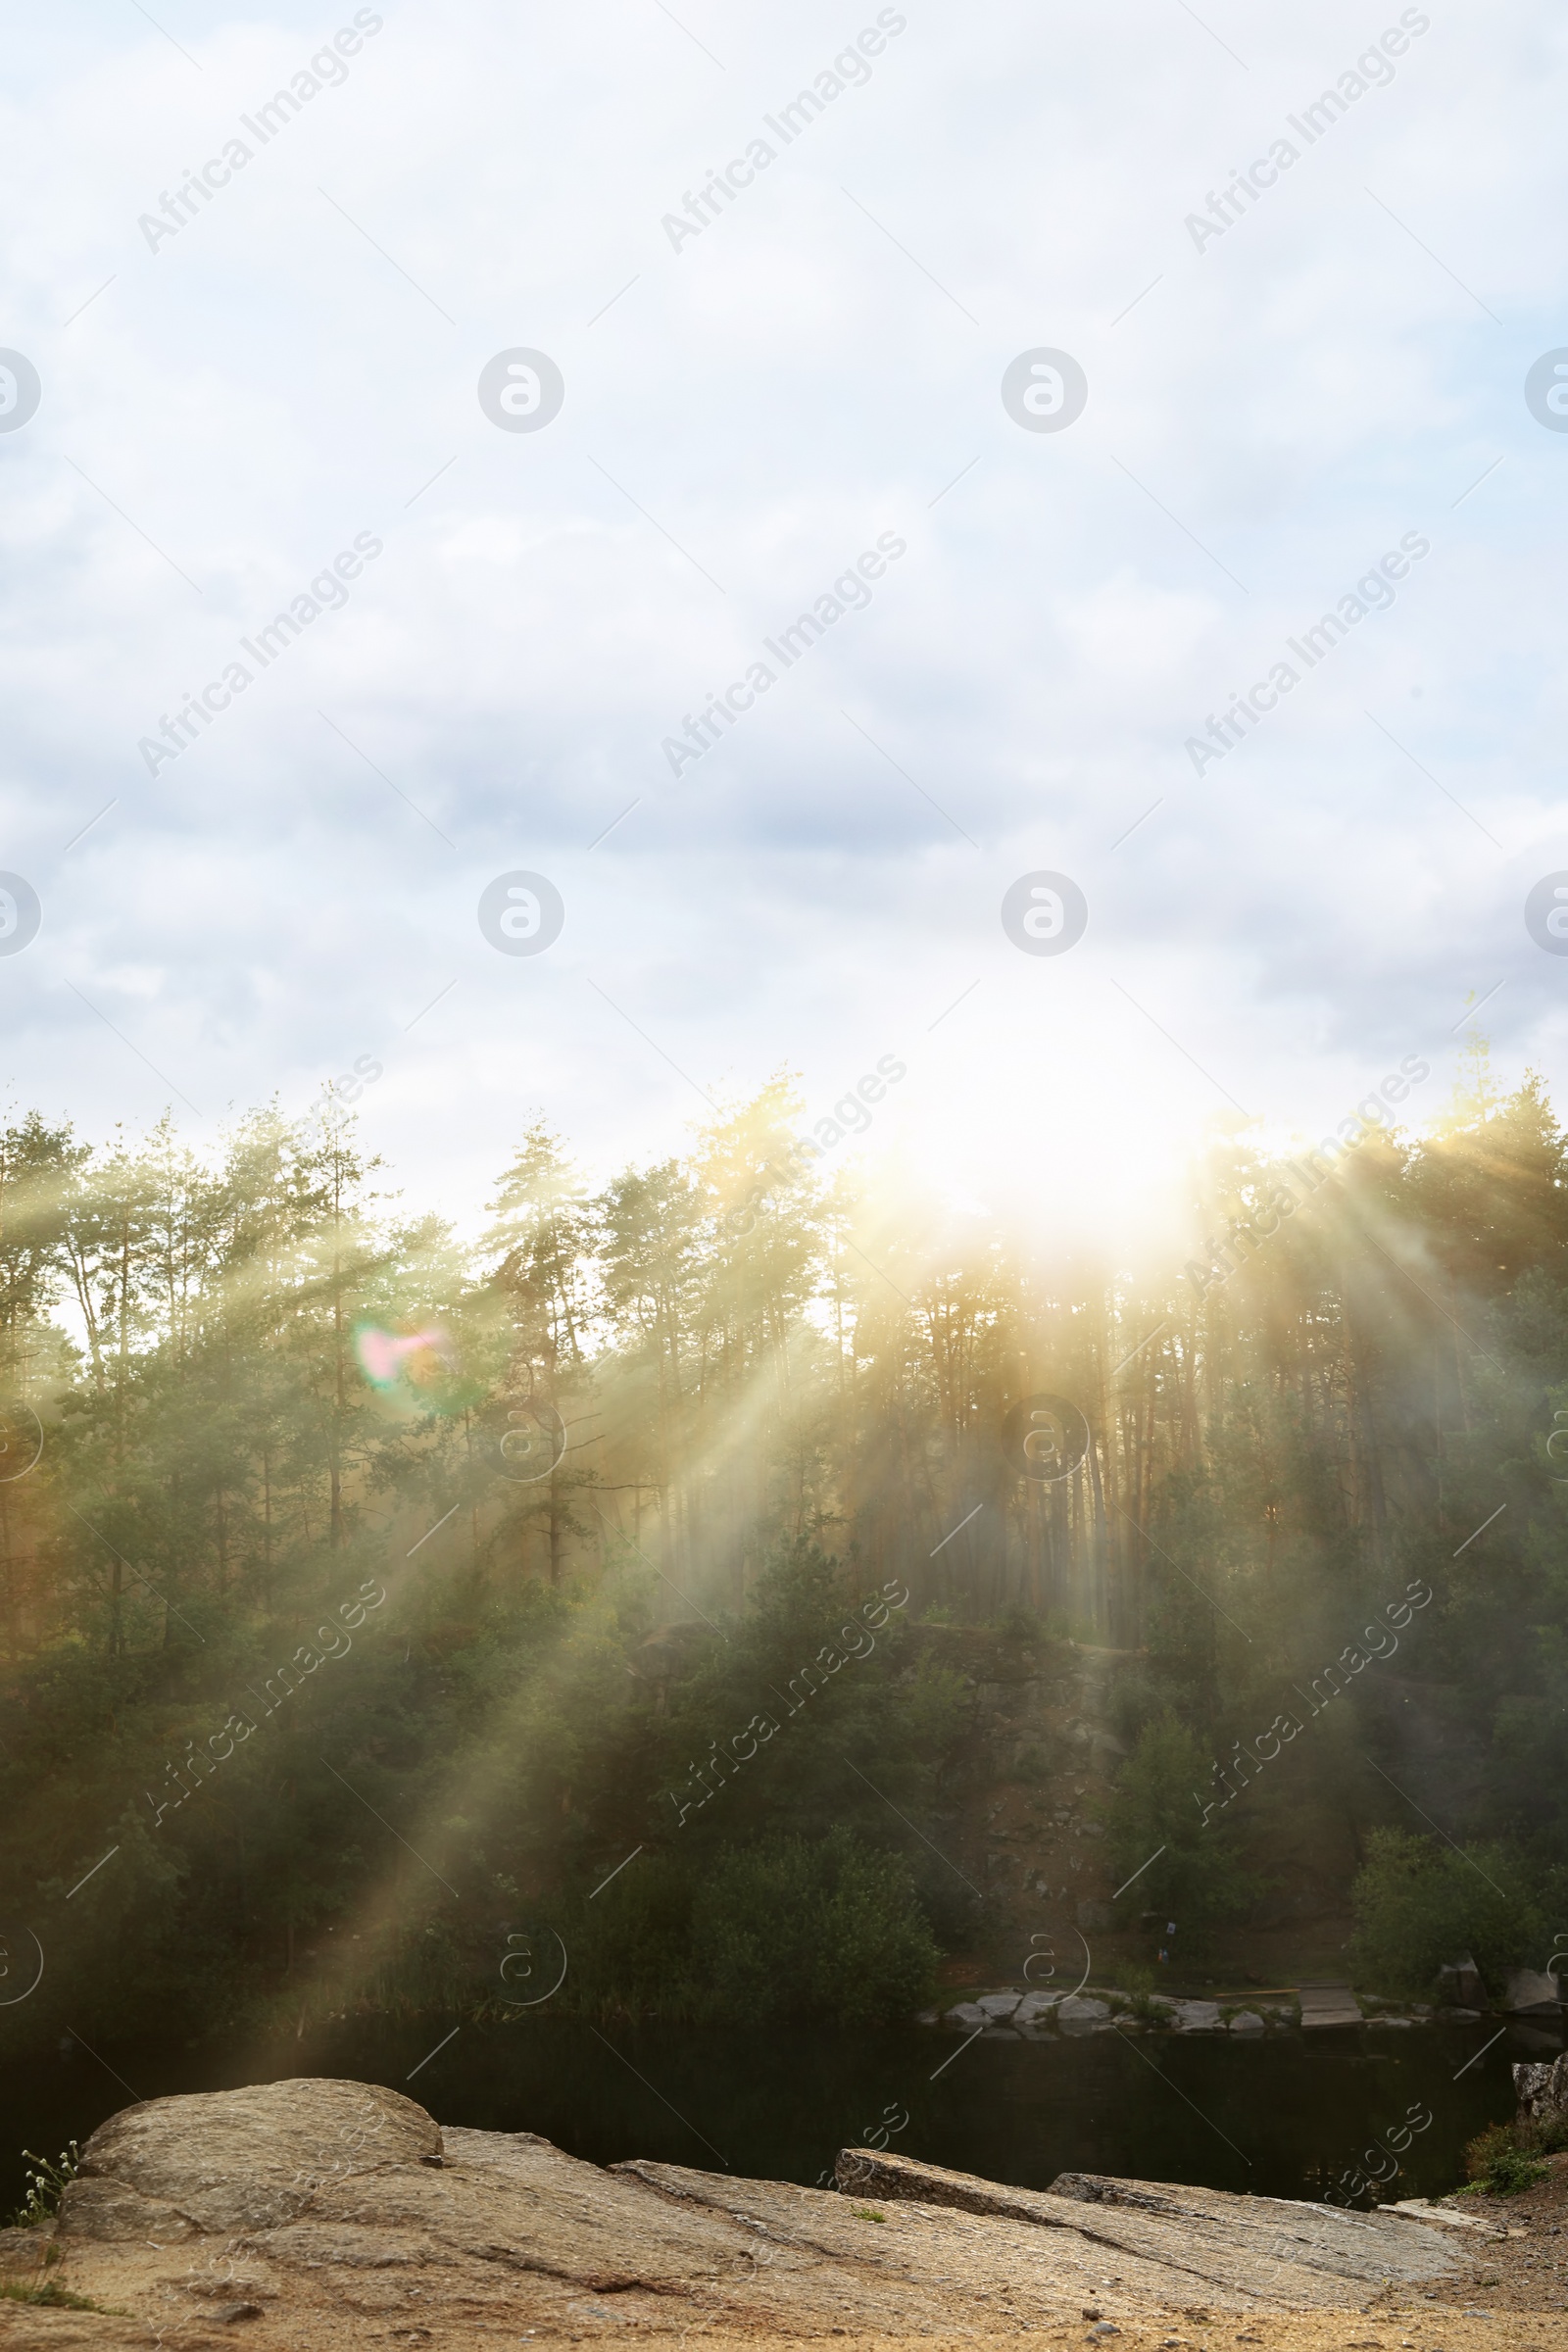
xmin=2 ymin=2012 xmax=1547 ymax=2220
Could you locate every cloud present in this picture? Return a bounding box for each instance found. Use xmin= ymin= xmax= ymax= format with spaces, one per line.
xmin=0 ymin=0 xmax=1561 ymax=1236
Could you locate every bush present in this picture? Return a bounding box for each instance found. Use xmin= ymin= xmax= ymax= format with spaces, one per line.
xmin=1349 ymin=1829 xmax=1542 ymax=1998
xmin=1463 ymin=2121 xmax=1550 ymax=2194
xmin=1114 ymin=1961 xmax=1166 ymax=2020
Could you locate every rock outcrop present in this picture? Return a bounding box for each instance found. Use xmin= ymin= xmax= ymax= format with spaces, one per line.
xmin=0 ymin=2077 xmax=1493 ymax=2347
xmin=1503 ymin=1966 xmax=1564 ymax=2014
xmin=1516 ymin=2051 xmax=1568 ymax=2123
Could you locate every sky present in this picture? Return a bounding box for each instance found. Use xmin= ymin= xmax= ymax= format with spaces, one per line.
xmin=2 ymin=0 xmax=1567 ymax=1250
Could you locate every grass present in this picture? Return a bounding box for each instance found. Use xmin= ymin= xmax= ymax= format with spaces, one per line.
xmin=0 ymin=2278 xmax=117 ymax=2312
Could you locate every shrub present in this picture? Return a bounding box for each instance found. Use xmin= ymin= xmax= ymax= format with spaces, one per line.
xmin=1463 ymin=2122 xmax=1549 ymax=2194
xmin=1115 ymin=1961 xmax=1166 ymax=2020
xmin=1349 ymin=1829 xmax=1542 ymax=1998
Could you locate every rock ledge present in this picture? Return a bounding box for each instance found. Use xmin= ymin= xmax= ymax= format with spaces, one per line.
xmin=0 ymin=2077 xmax=1487 ymax=2347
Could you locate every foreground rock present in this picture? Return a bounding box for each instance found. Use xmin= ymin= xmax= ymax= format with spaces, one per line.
xmin=1516 ymin=2050 xmax=1568 ymax=2122
xmin=0 ymin=2077 xmax=1513 ymax=2347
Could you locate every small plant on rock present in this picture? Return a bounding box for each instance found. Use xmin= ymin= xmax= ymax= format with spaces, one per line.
xmin=8 ymin=2145 xmax=78 ymax=2229
xmin=1116 ymin=1961 xmax=1167 ymax=2022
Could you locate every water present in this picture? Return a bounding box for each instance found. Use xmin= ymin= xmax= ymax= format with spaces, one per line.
xmin=2 ymin=2013 xmax=1546 ymax=2220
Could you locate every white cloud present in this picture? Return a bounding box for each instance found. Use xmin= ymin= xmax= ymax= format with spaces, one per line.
xmin=0 ymin=0 xmax=1563 ymax=1237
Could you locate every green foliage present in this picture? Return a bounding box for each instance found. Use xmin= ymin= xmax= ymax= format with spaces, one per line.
xmin=692 ymin=1829 xmax=938 ymax=2025
xmin=1114 ymin=1960 xmax=1165 ymax=2019
xmin=1106 ymin=1714 xmax=1264 ymax=1950
xmin=646 ymin=1542 xmax=968 ymax=1859
xmin=1462 ymin=2121 xmax=1552 ymax=2193
xmin=1348 ymin=1829 xmax=1542 ymax=1997
xmin=543 ymin=1827 xmax=936 ymax=2025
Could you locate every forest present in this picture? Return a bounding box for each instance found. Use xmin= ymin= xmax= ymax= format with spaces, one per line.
xmin=0 ymin=1031 xmax=1565 ymax=2054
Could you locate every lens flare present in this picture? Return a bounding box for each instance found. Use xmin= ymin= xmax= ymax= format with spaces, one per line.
xmin=354 ymin=1324 xmax=451 ymax=1391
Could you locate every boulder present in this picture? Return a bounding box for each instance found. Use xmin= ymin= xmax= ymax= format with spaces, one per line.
xmin=1514 ymin=2051 xmax=1568 ymax=2123
xmin=1056 ymin=1994 xmax=1112 ymax=2029
xmin=1170 ymin=1999 xmax=1223 ymax=2031
xmin=1228 ymin=2010 xmax=1265 ymax=2032
xmin=1015 ymin=1989 xmax=1061 ymax=2023
xmin=0 ymin=2226 xmax=51 ymax=2263
xmin=976 ymin=1991 xmax=1022 ymax=2017
xmin=58 ymin=2077 xmax=440 ymax=2239
xmin=1501 ymin=1965 xmax=1562 ymax=2014
xmin=1437 ymin=1953 xmax=1487 ymax=2008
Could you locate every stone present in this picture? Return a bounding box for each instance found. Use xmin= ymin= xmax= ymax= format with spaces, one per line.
xmin=976 ymin=1991 xmax=1022 ymax=2017
xmin=0 ymin=2226 xmax=51 ymax=2262
xmin=1501 ymin=1966 xmax=1562 ymax=2013
xmin=1229 ymin=2011 xmax=1265 ymax=2033
xmin=944 ymin=2000 xmax=989 ymax=2027
xmin=1297 ymin=1981 xmax=1362 ymax=2029
xmin=59 ymin=2077 xmax=440 ymax=2241
xmin=1171 ymin=2000 xmax=1223 ymax=2032
xmin=841 ymin=2151 xmax=1473 ymax=2306
xmin=1437 ymin=1953 xmax=1486 ymax=2008
xmin=1016 ymin=1990 xmax=1061 ymax=2023
xmin=22 ymin=2078 xmax=1493 ymax=2346
xmin=1056 ymin=1995 xmax=1112 ymax=2028
xmin=1514 ymin=2052 xmax=1568 ymax=2123
xmin=1387 ymin=2199 xmax=1500 ymax=2232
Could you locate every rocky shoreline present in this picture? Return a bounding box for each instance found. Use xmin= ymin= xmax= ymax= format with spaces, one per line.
xmin=927 ymin=1981 xmax=1563 ymax=2037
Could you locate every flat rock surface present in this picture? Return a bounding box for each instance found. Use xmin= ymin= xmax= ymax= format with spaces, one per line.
xmin=0 ymin=2076 xmax=1544 ymax=2349
xmin=1296 ymin=1981 xmax=1361 ymax=2029
xmin=1167 ymin=2001 xmax=1223 ymax=2032
xmin=839 ymin=2153 xmax=1475 ymax=2305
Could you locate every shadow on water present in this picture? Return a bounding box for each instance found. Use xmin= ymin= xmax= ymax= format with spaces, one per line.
xmin=2 ymin=2014 xmax=1548 ymax=2217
